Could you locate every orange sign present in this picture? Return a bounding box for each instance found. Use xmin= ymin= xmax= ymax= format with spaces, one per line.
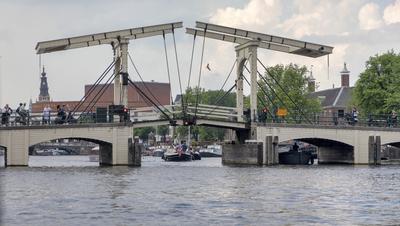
xmin=277 ymin=108 xmax=287 ymax=116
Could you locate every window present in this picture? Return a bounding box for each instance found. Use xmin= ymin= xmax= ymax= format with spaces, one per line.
xmin=338 ymin=109 xmax=344 ymax=118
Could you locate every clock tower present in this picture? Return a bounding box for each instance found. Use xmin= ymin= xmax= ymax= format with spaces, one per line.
xmin=38 ymin=66 xmax=50 ymax=102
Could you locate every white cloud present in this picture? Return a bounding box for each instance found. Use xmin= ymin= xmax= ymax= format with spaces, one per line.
xmin=279 ymin=1 xmax=358 ymax=38
xmin=210 ymin=0 xmax=281 ymax=29
xmin=278 ymin=12 xmax=322 ymax=38
xmin=358 ymin=3 xmax=384 ymax=30
xmin=202 ymin=0 xmax=283 ymax=90
xmin=383 ymin=0 xmax=400 ymax=25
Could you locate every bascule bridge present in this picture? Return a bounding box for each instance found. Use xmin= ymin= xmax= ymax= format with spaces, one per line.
xmin=2 ymin=21 xmax=400 ymax=167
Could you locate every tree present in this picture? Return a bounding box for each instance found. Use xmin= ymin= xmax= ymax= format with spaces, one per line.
xmin=198 ymin=127 xmax=226 ymax=141
xmin=257 ymin=64 xmax=321 ymax=121
xmin=174 ymin=87 xmax=236 ymax=142
xmin=157 ymin=125 xmax=169 ymax=137
xmin=133 ymin=127 xmax=155 ymax=141
xmin=353 ymin=51 xmax=400 ymax=115
xmin=181 ymin=87 xmax=235 ymax=107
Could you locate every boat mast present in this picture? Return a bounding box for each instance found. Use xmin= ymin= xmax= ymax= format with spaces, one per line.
xmin=188 ymin=125 xmax=191 ymax=151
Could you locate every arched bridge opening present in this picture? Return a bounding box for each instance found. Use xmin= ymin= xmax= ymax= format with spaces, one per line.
xmin=381 ymin=142 xmax=400 ymax=161
xmin=29 ymin=137 xmax=113 ymax=167
xmin=285 ymin=138 xmax=354 ymax=164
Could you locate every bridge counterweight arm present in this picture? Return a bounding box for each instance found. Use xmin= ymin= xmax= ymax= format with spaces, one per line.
xmin=195 ymin=21 xmax=333 ymax=57
xmin=187 ymin=21 xmax=333 ymax=58
xmin=186 ymin=28 xmax=294 ymax=55
xmin=36 ymin=22 xmax=183 ymax=54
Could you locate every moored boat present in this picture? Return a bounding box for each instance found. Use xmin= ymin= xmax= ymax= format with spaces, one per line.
xmin=163 ymin=151 xmax=192 ymax=161
xmin=199 ymin=145 xmax=222 ymax=157
xmin=153 ymin=148 xmax=166 ymax=157
xmin=191 ymin=151 xmax=201 ymax=160
xmin=278 ymin=142 xmax=315 ymax=165
xmin=279 ymin=150 xmax=313 ymax=165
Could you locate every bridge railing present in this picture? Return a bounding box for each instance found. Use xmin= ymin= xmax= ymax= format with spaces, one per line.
xmin=258 ymin=112 xmax=399 ymax=128
xmin=0 ymin=110 xmax=119 ymax=127
xmin=2 ymin=107 xmax=397 ymax=129
xmin=0 ymin=107 xmax=169 ymax=127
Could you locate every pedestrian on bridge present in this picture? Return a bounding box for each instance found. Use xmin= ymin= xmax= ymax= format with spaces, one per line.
xmin=55 ymin=105 xmax=66 ymax=124
xmin=42 ymin=105 xmax=51 ymax=124
xmin=16 ymin=103 xmax=28 ymax=125
xmin=390 ymin=110 xmax=397 ymax=127
xmin=352 ymin=107 xmax=359 ymax=125
xmin=1 ymin=104 xmax=13 ymax=126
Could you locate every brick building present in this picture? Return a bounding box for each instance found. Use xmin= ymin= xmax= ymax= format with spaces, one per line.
xmin=309 ymin=63 xmax=353 ymax=117
xmin=31 ymin=69 xmax=171 ymax=113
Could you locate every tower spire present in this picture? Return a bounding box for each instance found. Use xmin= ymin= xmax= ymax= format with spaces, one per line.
xmin=38 ymin=66 xmax=50 ymax=102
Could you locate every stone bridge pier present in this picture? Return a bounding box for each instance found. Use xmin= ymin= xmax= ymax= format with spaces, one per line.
xmin=0 ymin=124 xmax=141 ymax=167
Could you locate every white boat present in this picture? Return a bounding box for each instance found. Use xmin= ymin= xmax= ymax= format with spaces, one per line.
xmin=153 ymin=148 xmax=166 ymax=157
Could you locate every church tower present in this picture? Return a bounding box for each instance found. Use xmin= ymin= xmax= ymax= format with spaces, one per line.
xmin=307 ymin=65 xmax=316 ymax=92
xmin=38 ymin=66 xmax=50 ymax=102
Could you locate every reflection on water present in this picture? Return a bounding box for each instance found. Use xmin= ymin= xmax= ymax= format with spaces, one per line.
xmin=28 ymin=155 xmax=99 ymax=167
xmin=1 ymin=156 xmax=400 ymax=225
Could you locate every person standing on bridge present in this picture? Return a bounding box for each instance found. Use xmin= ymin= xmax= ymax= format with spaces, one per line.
xmin=55 ymin=105 xmax=64 ymax=124
xmin=1 ymin=104 xmax=12 ymax=126
xmin=16 ymin=103 xmax=28 ymax=125
xmin=390 ymin=110 xmax=397 ymax=127
xmin=42 ymin=105 xmax=51 ymax=124
xmin=352 ymin=107 xmax=359 ymax=125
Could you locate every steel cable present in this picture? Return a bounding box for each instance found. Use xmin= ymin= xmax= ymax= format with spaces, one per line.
xmin=257 ymin=59 xmax=312 ymax=124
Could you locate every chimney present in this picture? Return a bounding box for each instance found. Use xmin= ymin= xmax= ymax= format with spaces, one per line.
xmin=340 ymin=62 xmax=350 ymax=87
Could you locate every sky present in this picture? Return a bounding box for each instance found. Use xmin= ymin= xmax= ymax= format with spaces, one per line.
xmin=0 ymin=0 xmax=400 ymax=108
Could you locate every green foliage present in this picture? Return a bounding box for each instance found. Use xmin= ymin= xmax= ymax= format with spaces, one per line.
xmin=175 ymin=87 xmax=236 ymax=141
xmin=133 ymin=127 xmax=155 ymax=140
xmin=157 ymin=125 xmax=169 ymax=136
xmin=353 ymin=51 xmax=400 ymax=115
xmin=182 ymin=87 xmax=236 ymax=107
xmin=133 ymin=125 xmax=169 ymax=141
xmin=257 ymin=64 xmax=321 ymax=119
xmin=198 ymin=127 xmax=226 ymax=141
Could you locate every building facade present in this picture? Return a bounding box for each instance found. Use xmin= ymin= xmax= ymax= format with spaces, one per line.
xmin=31 ymin=70 xmax=171 ymax=114
xmin=309 ymin=63 xmax=353 ymax=118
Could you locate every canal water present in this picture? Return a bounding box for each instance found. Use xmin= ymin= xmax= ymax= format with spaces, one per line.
xmin=1 ymin=156 xmax=400 ymax=225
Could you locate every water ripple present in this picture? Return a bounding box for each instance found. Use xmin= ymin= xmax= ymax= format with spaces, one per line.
xmin=1 ymin=156 xmax=400 ymax=225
